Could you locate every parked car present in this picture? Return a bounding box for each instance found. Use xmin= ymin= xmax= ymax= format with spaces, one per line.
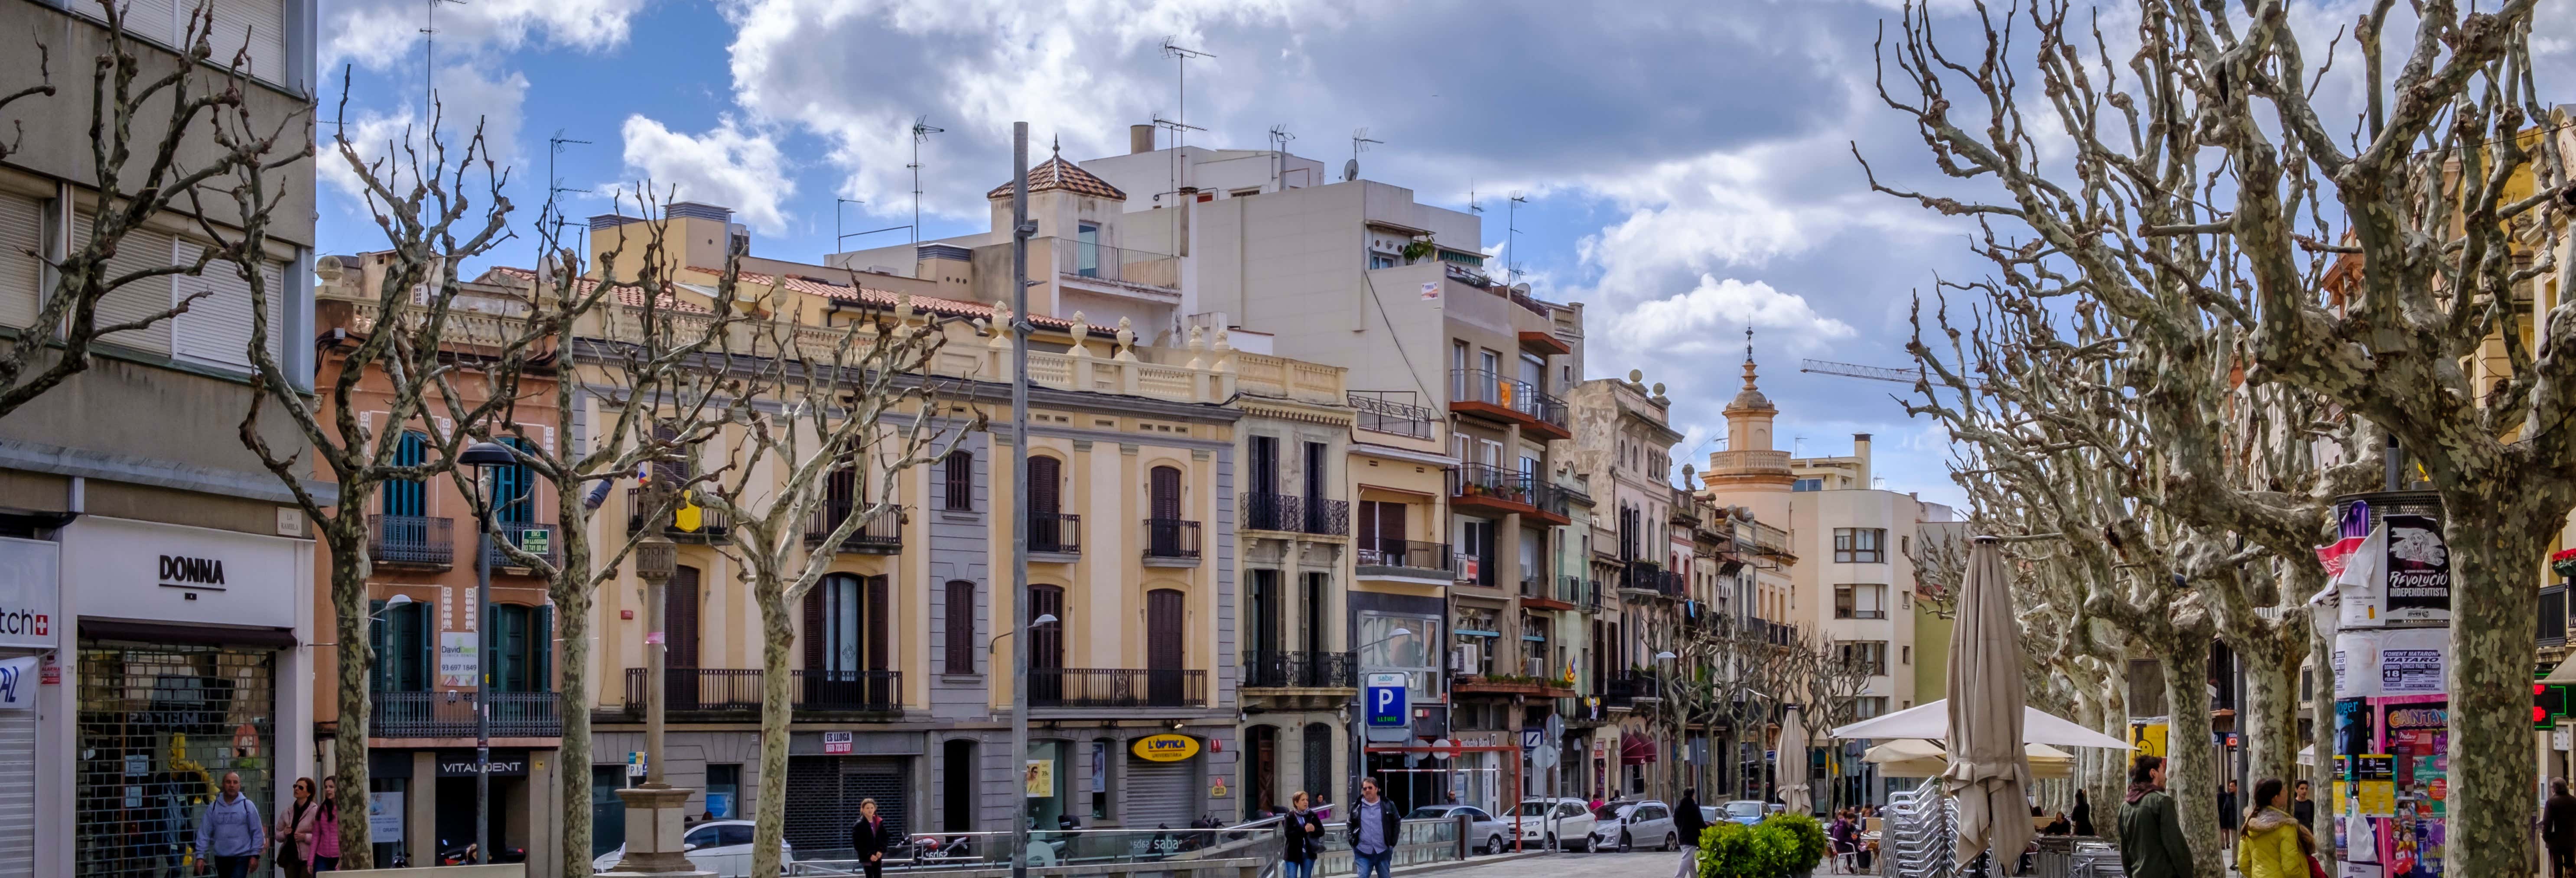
xmin=1721 ymin=800 xmax=1769 ymax=826
xmin=1587 ymin=800 xmax=1678 ymax=852
xmin=591 ymin=819 xmax=792 ymax=878
xmin=1509 ymin=797 xmax=1599 ymax=851
xmin=1408 ymin=804 xmax=1512 ymax=855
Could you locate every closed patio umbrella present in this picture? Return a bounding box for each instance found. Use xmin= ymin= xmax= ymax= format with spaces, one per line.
xmin=1943 ymin=535 xmax=2033 ymax=873
xmin=1777 ymin=705 xmax=1812 ymax=815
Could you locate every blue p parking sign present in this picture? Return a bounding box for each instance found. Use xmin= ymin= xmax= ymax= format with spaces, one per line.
xmin=1365 ymin=672 xmax=1408 ymax=727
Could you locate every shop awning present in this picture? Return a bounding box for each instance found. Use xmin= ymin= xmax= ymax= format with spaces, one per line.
xmin=82 ymin=618 xmax=297 ymax=649
xmin=1621 ymin=736 xmax=1659 ymax=765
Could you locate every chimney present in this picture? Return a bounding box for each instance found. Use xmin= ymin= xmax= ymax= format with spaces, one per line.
xmin=1854 ymin=433 xmax=1873 ymax=490
xmin=1131 ymin=124 xmax=1155 ymax=154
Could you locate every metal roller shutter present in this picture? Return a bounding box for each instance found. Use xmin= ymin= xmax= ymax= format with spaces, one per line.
xmin=0 ymin=683 xmax=33 ymax=878
xmin=72 ymin=213 xmax=173 ymax=355
xmin=0 ymin=193 xmax=40 ymax=329
xmin=1123 ymin=757 xmax=1196 ymax=828
xmin=205 ymin=0 xmax=286 ymax=87
xmin=783 ymin=756 xmax=909 ymax=856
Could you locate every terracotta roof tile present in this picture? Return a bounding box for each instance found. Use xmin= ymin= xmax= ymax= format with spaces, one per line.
xmin=685 ymin=266 xmax=1073 ymax=330
xmin=984 ymin=155 xmax=1127 ymax=201
xmin=480 ymin=267 xmax=712 ymax=313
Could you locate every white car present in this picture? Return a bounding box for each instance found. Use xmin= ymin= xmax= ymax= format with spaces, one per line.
xmin=591 ymin=820 xmax=792 ymax=878
xmin=1508 ymin=798 xmax=1599 ymax=851
xmin=1407 ymin=804 xmax=1515 ymax=855
xmin=1720 ymin=800 xmax=1768 ymax=826
xmin=1588 ymin=800 xmax=1679 ymax=853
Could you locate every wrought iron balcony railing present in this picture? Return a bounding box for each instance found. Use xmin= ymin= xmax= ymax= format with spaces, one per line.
xmin=1240 ymin=651 xmax=1356 ymax=689
xmin=1028 ymin=512 xmax=1081 ymax=555
xmin=622 ymin=667 xmax=901 ymax=713
xmin=806 ymin=505 xmax=904 ymax=553
xmin=1144 ymin=518 xmax=1201 ymax=560
xmin=368 ymin=514 xmax=453 ymax=566
xmin=1028 ymin=668 xmax=1207 ymax=708
xmin=372 ymin=690 xmax=561 ymax=738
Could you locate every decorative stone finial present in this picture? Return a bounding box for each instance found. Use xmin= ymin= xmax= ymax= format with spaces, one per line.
xmin=1187 ymin=325 xmax=1207 ymax=351
xmin=1213 ymin=327 xmax=1232 ymax=353
xmin=1628 ymin=368 xmax=1644 ymax=384
xmin=1069 ymin=311 xmax=1090 ymax=341
xmin=1115 ymin=317 xmax=1137 ymax=361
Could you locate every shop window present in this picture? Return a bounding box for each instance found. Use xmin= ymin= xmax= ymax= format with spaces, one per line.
xmin=592 ymin=767 xmax=628 ymax=857
xmin=706 ymin=764 xmax=742 ymax=819
xmin=75 ymin=644 xmax=276 ymax=875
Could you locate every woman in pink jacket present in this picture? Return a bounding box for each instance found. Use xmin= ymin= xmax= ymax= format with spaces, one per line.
xmin=309 ymin=777 xmax=344 ymax=872
xmin=274 ymin=778 xmax=319 ymax=878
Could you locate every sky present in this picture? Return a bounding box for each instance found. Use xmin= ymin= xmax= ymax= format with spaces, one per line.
xmin=312 ymin=0 xmax=2576 ymax=511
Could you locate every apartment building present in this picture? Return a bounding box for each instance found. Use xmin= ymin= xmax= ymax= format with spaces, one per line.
xmin=1564 ymin=374 xmax=1685 ymax=801
xmin=0 ymin=3 xmax=318 ymax=876
xmin=304 ymin=256 xmax=569 ymax=871
xmin=1232 ymin=355 xmax=1360 ymax=819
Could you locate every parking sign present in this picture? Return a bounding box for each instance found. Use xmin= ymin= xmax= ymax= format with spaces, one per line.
xmin=1365 ymin=672 xmax=1408 ymax=727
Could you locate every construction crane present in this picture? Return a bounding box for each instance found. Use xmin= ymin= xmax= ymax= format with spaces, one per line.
xmin=1801 ymin=358 xmax=1984 ymax=392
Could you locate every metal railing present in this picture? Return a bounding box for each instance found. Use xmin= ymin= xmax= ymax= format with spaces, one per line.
xmin=1604 ymin=672 xmax=1662 ymax=707
xmin=1052 ymin=238 xmax=1180 ymax=289
xmin=1143 ymin=518 xmax=1200 ymax=560
xmin=1029 ymin=668 xmax=1207 ymax=708
xmin=1349 ymin=390 xmax=1437 ymax=439
xmin=368 ymin=514 xmax=453 ymax=566
xmin=1028 ymin=512 xmax=1081 ymax=554
xmin=1240 ymin=650 xmax=1356 ymax=688
xmin=806 ymin=505 xmax=904 ymax=553
xmin=787 ymin=821 xmax=1297 ymax=874
xmin=1356 ymin=538 xmax=1451 ymax=572
xmin=627 ymin=486 xmax=729 ymax=540
xmin=622 ymin=668 xmax=901 ymax=713
xmin=1241 ymin=492 xmax=1347 ymax=535
xmin=487 ymin=522 xmax=557 ymax=569
xmin=1451 ymin=462 xmax=1535 ymax=506
xmin=1837 ymin=608 xmax=1889 ymax=620
xmin=1560 ymin=575 xmax=1595 ymax=608
xmin=1448 ymin=368 xmax=1568 ymax=431
xmin=371 ymin=690 xmax=562 ymax=738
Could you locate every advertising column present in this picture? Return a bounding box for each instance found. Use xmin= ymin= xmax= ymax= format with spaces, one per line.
xmin=0 ymin=537 xmax=62 ymax=878
xmin=2320 ymin=495 xmax=2450 ymax=878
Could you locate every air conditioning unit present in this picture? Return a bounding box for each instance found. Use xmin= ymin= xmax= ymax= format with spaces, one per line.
xmin=1451 ymin=644 xmax=1479 ymax=673
xmin=1455 ymin=555 xmax=1479 ymax=582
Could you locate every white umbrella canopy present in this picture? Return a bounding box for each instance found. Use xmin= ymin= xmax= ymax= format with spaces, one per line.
xmin=1778 ymin=706 xmax=1813 ymax=815
xmin=1862 ymin=739 xmax=2075 ymax=780
xmin=1828 ymin=700 xmax=2131 ymax=750
xmin=1943 ymin=537 xmax=2035 ymax=873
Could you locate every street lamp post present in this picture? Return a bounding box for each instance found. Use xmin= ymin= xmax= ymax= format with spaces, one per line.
xmin=1008 ymin=120 xmax=1034 ymax=878
xmin=459 ymin=441 xmax=517 ymax=866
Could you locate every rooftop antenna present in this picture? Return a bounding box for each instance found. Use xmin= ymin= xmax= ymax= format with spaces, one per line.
xmin=1506 ymin=192 xmax=1528 ymax=283
xmin=419 ymin=0 xmax=466 ymax=124
xmin=1469 ymin=183 xmax=1482 ymax=215
xmin=1152 ymin=114 xmax=1205 ymax=256
xmin=544 ymin=130 xmax=592 ymax=244
xmin=1347 ymin=128 xmax=1382 ymax=182
xmin=1160 ymin=38 xmax=1213 ymax=215
xmin=1268 ymin=124 xmax=1295 ymax=191
xmin=908 ymin=116 xmax=944 ymax=246
xmin=833 ymin=198 xmax=909 ymax=255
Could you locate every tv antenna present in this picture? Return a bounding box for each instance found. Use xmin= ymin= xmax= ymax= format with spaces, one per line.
xmin=1268 ymin=124 xmax=1295 ymax=191
xmin=907 ymin=116 xmax=944 ymax=245
xmin=1506 ymin=192 xmax=1528 ymax=283
xmin=419 ymin=0 xmax=466 ymax=124
xmin=544 ymin=130 xmax=592 ymax=242
xmin=1347 ymin=128 xmax=1382 ymax=182
xmin=1469 ymin=184 xmax=1482 ymax=215
xmin=1160 ymin=38 xmax=1213 ymax=206
xmin=835 ymin=198 xmax=909 ymax=254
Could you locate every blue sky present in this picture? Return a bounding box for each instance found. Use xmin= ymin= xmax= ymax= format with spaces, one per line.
xmin=315 ymin=0 xmax=2576 ymax=511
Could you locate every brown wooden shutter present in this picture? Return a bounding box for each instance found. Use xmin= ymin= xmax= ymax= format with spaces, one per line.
xmin=1148 ymin=590 xmax=1184 ymax=671
xmin=943 ymin=581 xmax=976 ymax=673
xmin=1028 ymin=456 xmax=1060 ymax=514
xmin=1379 ymin=502 xmax=1406 ymax=552
xmin=803 ymin=584 xmax=826 ymax=672
xmin=1150 ymin=466 xmax=1181 ymax=520
xmin=668 ymin=565 xmax=702 ymax=668
xmin=1030 ymin=585 xmax=1064 ymax=670
xmin=866 ymin=575 xmax=890 ymax=672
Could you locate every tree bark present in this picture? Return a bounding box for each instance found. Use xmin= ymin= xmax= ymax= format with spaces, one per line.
xmin=553 ymin=535 xmax=596 ymax=878
xmin=325 ymin=526 xmax=376 ymax=869
xmin=2443 ymin=497 xmax=2550 ymax=878
xmin=749 ymin=579 xmax=798 ymax=878
xmin=2160 ymin=644 xmax=2222 ymax=877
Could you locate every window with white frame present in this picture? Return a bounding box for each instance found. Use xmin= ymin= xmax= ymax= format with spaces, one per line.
xmin=1834 ymin=528 xmax=1887 ymax=563
xmin=1834 ymin=584 xmax=1887 ymax=619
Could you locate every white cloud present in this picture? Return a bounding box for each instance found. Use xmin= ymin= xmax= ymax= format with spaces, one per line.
xmin=1606 ymin=276 xmax=1854 ymax=356
xmin=614 ymin=115 xmax=796 ymax=234
xmin=319 ymin=65 xmax=528 ymax=203
xmin=324 ymin=0 xmax=651 ymax=72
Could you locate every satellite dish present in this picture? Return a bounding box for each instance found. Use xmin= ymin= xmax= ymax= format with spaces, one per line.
xmin=1512 ymin=283 xmax=1532 ymax=296
xmin=1343 ymin=158 xmax=1359 ymax=182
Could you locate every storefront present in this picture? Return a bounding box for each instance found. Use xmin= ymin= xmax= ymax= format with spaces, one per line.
xmin=55 ymin=516 xmax=313 ymax=878
xmin=0 ymin=536 xmax=62 ymax=877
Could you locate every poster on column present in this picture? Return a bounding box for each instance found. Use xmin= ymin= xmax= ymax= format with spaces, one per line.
xmin=2378 ymin=696 xmax=2448 ymax=878
xmin=2377 ymin=629 xmax=2450 ymax=697
xmin=2381 ymin=514 xmax=2452 ymax=624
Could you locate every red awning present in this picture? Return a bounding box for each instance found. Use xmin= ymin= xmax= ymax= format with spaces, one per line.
xmin=1620 ymin=736 xmax=1659 ymax=765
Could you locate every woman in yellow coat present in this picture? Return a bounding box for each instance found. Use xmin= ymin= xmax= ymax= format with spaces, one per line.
xmin=2236 ymin=778 xmax=2318 ymax=878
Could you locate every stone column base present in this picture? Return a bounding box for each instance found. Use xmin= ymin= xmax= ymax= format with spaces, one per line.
xmin=608 ymin=784 xmax=705 ymax=875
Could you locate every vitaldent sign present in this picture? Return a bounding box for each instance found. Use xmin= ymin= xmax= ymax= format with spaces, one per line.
xmin=0 ymin=537 xmax=61 ymax=650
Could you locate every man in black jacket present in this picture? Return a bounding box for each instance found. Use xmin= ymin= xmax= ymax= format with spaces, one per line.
xmin=849 ymin=798 xmax=894 ymax=878
xmin=2544 ymin=779 xmax=2576 ymax=878
xmin=1347 ymin=778 xmax=1404 ymax=878
xmin=1671 ymin=790 xmax=1708 ymax=878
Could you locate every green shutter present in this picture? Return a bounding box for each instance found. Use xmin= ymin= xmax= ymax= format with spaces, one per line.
xmin=535 ymin=604 xmax=554 ymax=693
xmin=369 ymin=600 xmax=389 ymax=692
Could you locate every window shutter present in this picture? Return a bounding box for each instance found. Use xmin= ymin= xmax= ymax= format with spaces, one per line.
xmin=101 ymin=0 xmax=181 ymax=46
xmin=170 ymin=241 xmax=260 ymax=370
xmin=535 ymin=604 xmax=554 ymax=692
xmin=943 ymin=581 xmax=975 ymax=674
xmin=802 ymin=585 xmax=825 ymax=672
xmin=1149 ymin=466 xmax=1181 ymax=520
xmin=1028 ymin=456 xmax=1060 ymax=514
xmin=1380 ymin=502 xmax=1406 ymax=550
xmin=943 ymin=450 xmax=973 ymax=511
xmin=1030 ymin=585 xmax=1064 ymax=670
xmin=77 ymin=213 xmax=173 ymax=354
xmin=206 ymin=0 xmax=286 ymax=86
xmin=368 ymin=599 xmax=388 ymax=692
xmin=866 ymin=576 xmax=889 ymax=672
xmin=667 ymin=566 xmax=701 ymax=668
xmin=0 ymin=193 xmax=41 ymax=329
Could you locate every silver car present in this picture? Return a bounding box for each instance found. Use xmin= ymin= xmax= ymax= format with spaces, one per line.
xmin=1408 ymin=804 xmax=1514 ymax=855
xmin=1587 ymin=800 xmax=1679 ymax=852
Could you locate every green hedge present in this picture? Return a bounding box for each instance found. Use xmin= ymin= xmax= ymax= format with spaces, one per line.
xmin=1696 ymin=813 xmax=1827 ymax=878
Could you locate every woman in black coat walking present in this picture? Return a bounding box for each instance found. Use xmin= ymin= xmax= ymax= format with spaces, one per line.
xmin=2072 ymin=788 xmax=2095 ymax=837
xmin=1281 ymin=791 xmax=1325 ymax=878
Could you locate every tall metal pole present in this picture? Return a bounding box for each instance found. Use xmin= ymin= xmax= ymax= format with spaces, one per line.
xmin=644 ymin=540 xmax=670 ymax=786
xmin=475 ymin=504 xmax=492 ymax=864
xmin=1008 ymin=121 xmax=1034 ymax=878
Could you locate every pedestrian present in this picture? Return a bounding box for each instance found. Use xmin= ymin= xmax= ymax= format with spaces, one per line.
xmin=1349 ymin=777 xmax=1401 ymax=878
xmin=2544 ymin=779 xmax=2576 ymax=878
xmin=1282 ymin=790 xmax=1325 ymax=878
xmin=2117 ymin=755 xmax=2193 ymax=878
xmin=309 ymin=777 xmax=342 ymax=872
xmin=2218 ymin=779 xmax=2240 ymax=858
xmin=2234 ymin=778 xmax=2316 ymax=878
xmin=2291 ymin=780 xmax=2315 ymax=828
xmin=1671 ymin=789 xmax=1706 ymax=878
xmin=273 ymin=778 xmax=317 ymax=878
xmin=194 ymin=771 xmax=264 ymax=878
xmin=849 ymin=797 xmax=894 ymax=878
xmin=2072 ymin=788 xmax=2095 ymax=837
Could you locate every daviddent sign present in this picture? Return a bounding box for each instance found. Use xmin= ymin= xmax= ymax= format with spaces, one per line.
xmin=0 ymin=537 xmax=59 ymax=650
xmin=1131 ymin=734 xmax=1201 ymax=762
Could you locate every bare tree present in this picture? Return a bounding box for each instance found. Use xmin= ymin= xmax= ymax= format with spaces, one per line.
xmin=1867 ymin=0 xmax=2565 ymax=867
xmin=686 ymin=296 xmax=976 ymax=878
xmin=234 ymin=102 xmax=513 ymax=868
xmin=0 ymin=1 xmax=308 ymax=419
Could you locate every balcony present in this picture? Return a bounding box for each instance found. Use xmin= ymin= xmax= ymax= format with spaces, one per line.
xmin=628 ymin=487 xmax=729 ymax=542
xmin=1836 ymin=609 xmax=1889 ymax=621
xmin=1241 ymin=492 xmax=1350 ymax=537
xmin=1452 ymin=673 xmax=1577 ymax=699
xmin=486 ymin=522 xmax=558 ymax=571
xmin=1618 ymin=562 xmax=1682 ymax=598
xmin=1356 ymin=538 xmax=1453 ymax=580
xmin=1349 ymin=391 xmax=1438 ymax=439
xmin=1143 ymin=518 xmax=1201 ymax=564
xmin=620 ymin=668 xmax=902 ymax=716
xmin=1520 ymin=575 xmax=1577 ymax=612
xmin=1603 ymin=672 xmax=1662 ymax=708
xmin=1240 ymin=651 xmax=1357 ymax=689
xmin=806 ymin=505 xmax=904 ymax=554
xmin=1447 ymin=369 xmax=1571 ymax=441
xmin=1029 ymin=668 xmax=1207 ymax=709
xmin=1562 ymin=575 xmax=1599 ymax=611
xmin=1052 ymin=238 xmax=1180 ymax=296
xmin=369 ymin=514 xmax=453 ymax=567
xmin=1028 ymin=512 xmax=1081 ymax=556
xmin=1448 ymin=463 xmax=1571 ymax=525
xmin=371 ymin=691 xmax=562 ymax=738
